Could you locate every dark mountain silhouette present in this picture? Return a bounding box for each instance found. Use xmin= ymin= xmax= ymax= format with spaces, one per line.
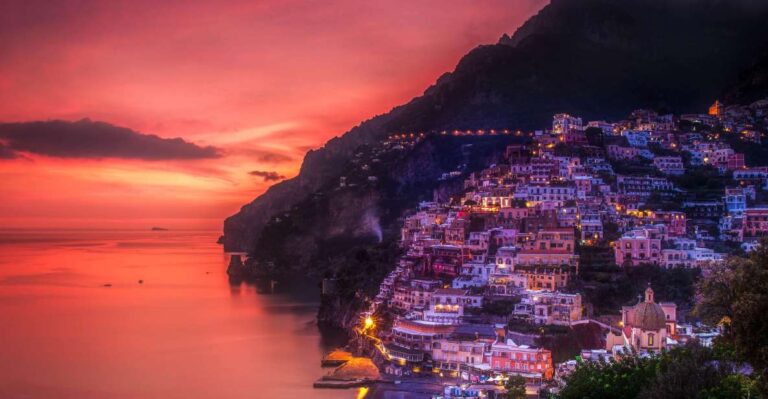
xmin=222 ymin=0 xmax=768 ymax=255
xmin=724 ymin=51 xmax=768 ymax=105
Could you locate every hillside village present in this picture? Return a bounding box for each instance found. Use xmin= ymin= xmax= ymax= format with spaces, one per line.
xmin=345 ymin=98 xmax=768 ymax=396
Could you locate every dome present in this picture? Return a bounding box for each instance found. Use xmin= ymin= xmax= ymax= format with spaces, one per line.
xmin=632 ymin=301 xmax=667 ymax=331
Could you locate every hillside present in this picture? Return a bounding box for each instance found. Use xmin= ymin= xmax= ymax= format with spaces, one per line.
xmin=222 ymin=0 xmax=768 ymax=258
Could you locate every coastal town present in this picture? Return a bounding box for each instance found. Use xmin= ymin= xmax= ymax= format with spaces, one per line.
xmin=318 ymin=98 xmax=768 ymax=397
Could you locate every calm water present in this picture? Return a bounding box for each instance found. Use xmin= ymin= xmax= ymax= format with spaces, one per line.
xmin=0 ymin=229 xmax=360 ymax=399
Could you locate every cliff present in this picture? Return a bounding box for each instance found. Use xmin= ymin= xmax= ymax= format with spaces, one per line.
xmin=223 ymin=0 xmax=768 ymax=256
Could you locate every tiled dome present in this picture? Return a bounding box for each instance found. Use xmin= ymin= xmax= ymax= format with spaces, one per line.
xmin=633 ymin=301 xmax=667 ymax=331
xmin=631 ymin=286 xmax=667 ymax=331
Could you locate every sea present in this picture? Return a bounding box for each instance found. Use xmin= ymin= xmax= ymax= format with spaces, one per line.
xmin=0 ymin=229 xmax=368 ymax=399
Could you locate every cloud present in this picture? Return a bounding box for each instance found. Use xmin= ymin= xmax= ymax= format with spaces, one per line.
xmin=0 ymin=119 xmax=220 ymax=160
xmin=249 ymin=170 xmax=286 ymax=181
xmin=246 ymin=149 xmax=293 ymax=163
xmin=0 ymin=143 xmax=18 ymax=159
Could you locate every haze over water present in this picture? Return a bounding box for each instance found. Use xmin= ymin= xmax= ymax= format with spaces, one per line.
xmin=0 ymin=229 xmax=356 ymax=399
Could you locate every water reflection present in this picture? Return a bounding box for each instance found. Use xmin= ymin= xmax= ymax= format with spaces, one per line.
xmin=0 ymin=229 xmax=355 ymax=399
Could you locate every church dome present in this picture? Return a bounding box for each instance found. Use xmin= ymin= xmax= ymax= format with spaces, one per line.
xmin=631 ymin=286 xmax=667 ymax=331
xmin=633 ymin=301 xmax=667 ymax=331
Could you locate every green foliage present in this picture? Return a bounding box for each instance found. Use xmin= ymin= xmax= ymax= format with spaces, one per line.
xmin=641 ymin=191 xmax=685 ymax=212
xmin=721 ymin=129 xmax=768 ymax=167
xmin=602 ymin=222 xmax=621 ymax=243
xmin=537 ymin=322 xmax=604 ymax=363
xmin=482 ymin=299 xmax=519 ymax=317
xmin=670 ymin=165 xmax=728 ymax=201
xmin=695 ymin=240 xmax=768 ymax=395
xmin=575 ymin=263 xmax=700 ymax=316
xmin=559 ymin=351 xmax=660 ymax=399
xmin=329 ymin=240 xmax=402 ymax=301
xmin=584 ymin=127 xmax=604 ymax=147
xmin=611 ymin=158 xmax=659 ymax=177
xmin=507 ymin=319 xmax=570 ymax=336
xmin=647 ymin=143 xmax=678 ymax=157
xmin=504 ymin=375 xmax=527 ymax=399
xmin=638 ymin=344 xmax=729 ymax=399
xmin=559 ymin=344 xmax=763 ymax=399
xmin=700 ymin=374 xmax=761 ymax=399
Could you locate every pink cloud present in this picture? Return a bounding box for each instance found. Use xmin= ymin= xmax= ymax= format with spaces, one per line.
xmin=0 ymin=0 xmax=546 ymax=227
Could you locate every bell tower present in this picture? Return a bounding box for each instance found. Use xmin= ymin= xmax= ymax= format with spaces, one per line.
xmin=644 ymin=286 xmax=654 ymax=303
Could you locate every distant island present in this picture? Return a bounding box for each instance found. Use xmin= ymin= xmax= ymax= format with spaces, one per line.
xmin=151 ymin=227 xmax=169 ymax=231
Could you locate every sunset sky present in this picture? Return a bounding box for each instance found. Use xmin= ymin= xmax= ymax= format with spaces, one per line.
xmin=0 ymin=0 xmax=546 ymax=230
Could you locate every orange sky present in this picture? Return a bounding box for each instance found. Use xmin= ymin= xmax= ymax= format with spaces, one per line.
xmin=0 ymin=0 xmax=546 ymax=230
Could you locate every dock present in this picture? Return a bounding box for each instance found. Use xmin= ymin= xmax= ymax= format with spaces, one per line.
xmin=321 ymin=349 xmax=353 ymax=367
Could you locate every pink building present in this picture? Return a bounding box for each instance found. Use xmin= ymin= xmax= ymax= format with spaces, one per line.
xmin=614 ymin=228 xmax=663 ymax=266
xmin=426 ymin=245 xmax=469 ymax=276
xmin=744 ymin=207 xmax=768 ymax=238
xmin=490 ymin=340 xmax=554 ymax=381
xmin=607 ymin=145 xmax=640 ymax=160
xmin=727 ymin=153 xmax=745 ymax=170
xmin=653 ymin=156 xmax=685 ymax=175
xmin=652 ymin=211 xmax=687 ymax=237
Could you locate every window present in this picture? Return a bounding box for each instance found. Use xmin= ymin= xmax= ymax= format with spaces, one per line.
xmin=648 ymin=333 xmax=655 ymax=346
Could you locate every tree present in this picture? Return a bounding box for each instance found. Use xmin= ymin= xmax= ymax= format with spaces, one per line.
xmin=559 ymin=344 xmax=760 ymax=399
xmin=700 ymin=374 xmax=761 ymax=399
xmin=504 ymin=375 xmax=527 ymax=399
xmin=695 ymin=241 xmax=768 ymax=395
xmin=585 ymin=127 xmax=604 ymax=147
xmin=559 ymin=353 xmax=660 ymax=399
xmin=638 ymin=344 xmax=728 ymax=399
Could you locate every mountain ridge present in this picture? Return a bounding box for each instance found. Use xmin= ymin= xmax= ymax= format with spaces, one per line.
xmin=222 ymin=0 xmax=768 ymax=253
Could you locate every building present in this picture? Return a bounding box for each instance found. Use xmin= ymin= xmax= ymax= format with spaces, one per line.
xmin=513 ymin=290 xmax=583 ymax=326
xmin=490 ymin=340 xmax=554 ymax=381
xmin=651 ymin=211 xmax=687 ymax=237
xmin=391 ymin=279 xmax=440 ymax=312
xmin=579 ymin=213 xmax=604 ymax=242
xmin=743 ymin=207 xmax=768 ymax=238
xmin=617 ymin=175 xmax=674 ymax=197
xmin=387 ymin=319 xmax=456 ymax=363
xmin=623 ymin=130 xmax=649 ymax=148
xmin=660 ymin=238 xmax=723 ymax=268
xmin=653 ymin=156 xmax=685 ymax=175
xmin=682 ymin=201 xmax=725 ymax=219
xmin=709 ymin=100 xmax=723 ymax=117
xmin=727 ymin=153 xmax=745 ymax=170
xmin=614 ymin=228 xmax=663 ymax=266
xmin=587 ymin=120 xmax=615 ymax=136
xmin=723 ymin=188 xmax=747 ymax=216
xmin=517 ymin=184 xmax=577 ymax=206
xmin=517 ymin=265 xmax=570 ymax=291
xmin=523 ymin=228 xmax=576 ymax=253
xmin=553 ymin=114 xmax=584 ymax=144
xmin=426 ymin=245 xmax=469 ymax=276
xmin=734 ymin=168 xmax=768 ymax=188
xmin=613 ymin=287 xmax=676 ymax=353
xmin=431 ymin=324 xmax=497 ymax=374
xmin=607 ymin=145 xmax=640 ymax=160
xmin=423 ymin=288 xmax=482 ymax=325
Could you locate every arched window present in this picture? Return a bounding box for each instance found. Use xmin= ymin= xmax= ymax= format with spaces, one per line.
xmin=648 ymin=333 xmax=655 ymax=346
